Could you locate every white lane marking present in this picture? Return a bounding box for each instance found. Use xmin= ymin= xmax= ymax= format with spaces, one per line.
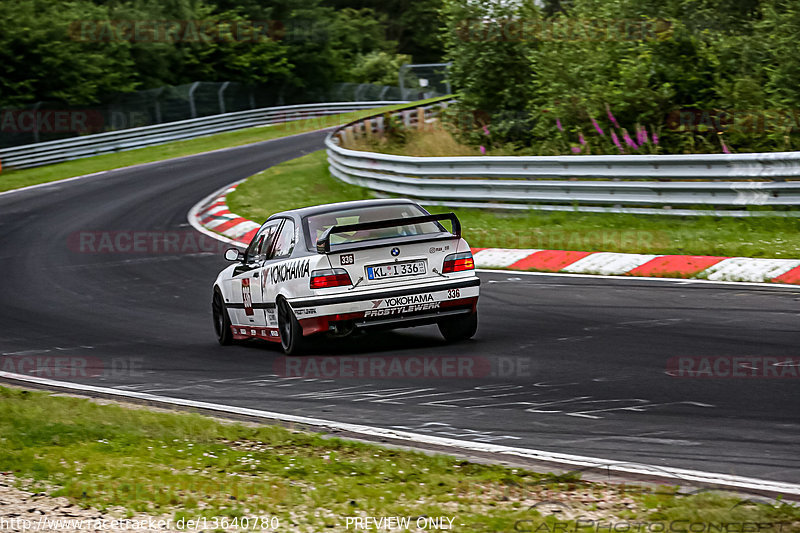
xmin=2 ymin=371 xmax=797 ymax=497
xmin=0 ymin=171 xmax=109 ymax=199
xmin=703 ymin=257 xmax=800 ymax=283
xmin=562 ymin=252 xmax=659 ymax=275
xmin=0 ymin=128 xmax=336 ymax=200
xmin=473 ymin=248 xmax=541 ymax=268
xmin=475 ymin=268 xmax=800 ymax=289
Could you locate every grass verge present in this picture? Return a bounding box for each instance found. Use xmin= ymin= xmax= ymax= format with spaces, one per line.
xmin=227 ymin=151 xmax=800 ymax=259
xmin=1 ymin=386 xmax=797 ymax=532
xmin=0 ymin=99 xmax=444 ymax=194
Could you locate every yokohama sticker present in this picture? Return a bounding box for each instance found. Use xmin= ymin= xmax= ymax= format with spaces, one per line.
xmin=371 ymin=293 xmax=434 ymax=308
xmin=364 ymin=302 xmax=440 ymax=317
xmin=270 ymin=259 xmax=310 ymax=284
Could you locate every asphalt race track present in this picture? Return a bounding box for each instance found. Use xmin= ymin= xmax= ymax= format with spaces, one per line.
xmin=1 ymin=130 xmax=798 ymax=484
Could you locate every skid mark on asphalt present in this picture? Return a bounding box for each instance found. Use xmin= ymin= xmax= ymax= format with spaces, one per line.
xmin=287 ymin=382 xmax=715 ymax=419
xmin=388 ymin=422 xmax=521 ymax=443
xmin=1 ymin=345 xmax=95 ymax=356
xmin=557 ymin=432 xmax=702 ymax=446
xmin=109 ymin=375 xmax=716 ymax=422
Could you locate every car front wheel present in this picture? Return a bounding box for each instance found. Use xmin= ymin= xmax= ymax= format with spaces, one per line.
xmin=212 ymin=290 xmax=234 ymax=346
xmin=438 ymin=311 xmax=478 ymax=342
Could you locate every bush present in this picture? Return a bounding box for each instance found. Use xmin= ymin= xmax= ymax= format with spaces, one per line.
xmin=440 ymin=0 xmax=800 ymax=154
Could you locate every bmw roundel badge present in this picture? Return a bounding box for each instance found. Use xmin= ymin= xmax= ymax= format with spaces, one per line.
xmin=391 ymin=247 xmax=400 ymax=257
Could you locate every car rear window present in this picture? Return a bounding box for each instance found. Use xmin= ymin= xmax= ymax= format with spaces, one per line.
xmin=304 ymin=204 xmax=445 ymax=248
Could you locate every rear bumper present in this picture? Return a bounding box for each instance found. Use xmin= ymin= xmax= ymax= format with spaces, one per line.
xmin=290 ymin=277 xmax=480 ymax=336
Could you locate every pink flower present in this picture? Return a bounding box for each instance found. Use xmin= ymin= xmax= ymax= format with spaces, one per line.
xmin=482 ymin=125 xmax=490 ymax=136
xmin=480 ymin=145 xmax=486 ymax=155
xmin=556 ymin=118 xmax=563 ymax=132
xmin=652 ymin=131 xmax=659 ymax=145
xmin=720 ymin=138 xmax=730 ymax=154
xmin=571 ymin=146 xmax=582 ymax=154
xmin=606 ymin=103 xmax=620 ymax=128
xmin=636 ymin=126 xmax=648 ymax=145
xmin=622 ymin=129 xmax=638 ymax=149
xmin=590 ymin=117 xmax=604 ymax=136
xmin=578 ymin=133 xmax=586 ymax=145
xmin=611 ymin=131 xmax=623 ymax=152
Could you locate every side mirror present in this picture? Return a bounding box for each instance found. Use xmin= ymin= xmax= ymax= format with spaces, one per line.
xmin=224 ymin=248 xmax=244 ymax=262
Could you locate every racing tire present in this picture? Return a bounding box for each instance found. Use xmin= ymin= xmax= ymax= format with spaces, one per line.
xmin=277 ymin=298 xmax=306 ymax=355
xmin=212 ymin=290 xmax=234 ymax=346
xmin=438 ymin=311 xmax=478 ymax=342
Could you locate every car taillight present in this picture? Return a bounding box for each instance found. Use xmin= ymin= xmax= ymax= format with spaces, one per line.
xmin=310 ymin=268 xmax=352 ymax=289
xmin=442 ymin=252 xmax=474 ymax=273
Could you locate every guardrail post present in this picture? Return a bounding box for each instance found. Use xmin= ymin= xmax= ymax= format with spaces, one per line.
xmin=188 ymin=82 xmax=200 ymax=119
xmin=153 ymin=88 xmax=164 ymax=124
xmin=31 ymin=102 xmax=42 ymax=144
xmin=217 ymin=82 xmax=230 ymax=115
xmin=364 ymin=119 xmax=372 ymax=138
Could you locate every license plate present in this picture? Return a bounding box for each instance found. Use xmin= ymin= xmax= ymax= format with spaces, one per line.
xmin=366 ymin=260 xmax=427 ymax=280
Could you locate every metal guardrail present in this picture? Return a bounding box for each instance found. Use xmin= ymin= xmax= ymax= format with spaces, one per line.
xmin=0 ymin=101 xmax=404 ymax=169
xmin=325 ymin=101 xmax=800 ymax=217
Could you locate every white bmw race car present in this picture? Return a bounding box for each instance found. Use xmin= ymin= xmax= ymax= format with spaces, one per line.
xmin=211 ymin=199 xmax=480 ymax=354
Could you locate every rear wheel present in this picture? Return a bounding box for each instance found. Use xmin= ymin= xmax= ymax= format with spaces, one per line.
xmin=277 ymin=298 xmax=306 ymax=355
xmin=438 ymin=311 xmax=478 ymax=342
xmin=212 ymin=290 xmax=234 ymax=346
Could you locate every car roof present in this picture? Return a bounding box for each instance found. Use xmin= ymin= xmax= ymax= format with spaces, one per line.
xmin=268 ymin=198 xmax=424 ymax=221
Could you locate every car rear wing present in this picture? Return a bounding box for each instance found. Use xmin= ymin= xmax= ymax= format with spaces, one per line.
xmin=316 ymin=213 xmax=461 ymax=254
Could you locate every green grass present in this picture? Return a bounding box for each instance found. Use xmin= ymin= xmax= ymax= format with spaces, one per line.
xmin=0 ymin=99 xmax=445 ymax=194
xmin=2 ymin=386 xmax=797 ymax=532
xmin=227 ymin=151 xmax=800 ymax=259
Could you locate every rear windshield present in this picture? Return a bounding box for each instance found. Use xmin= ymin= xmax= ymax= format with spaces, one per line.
xmin=304 ymin=204 xmax=445 ymax=249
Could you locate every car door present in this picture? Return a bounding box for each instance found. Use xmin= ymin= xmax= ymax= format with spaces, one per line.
xmin=229 ymin=220 xmax=281 ymax=328
xmin=261 ymin=218 xmax=297 ymax=331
